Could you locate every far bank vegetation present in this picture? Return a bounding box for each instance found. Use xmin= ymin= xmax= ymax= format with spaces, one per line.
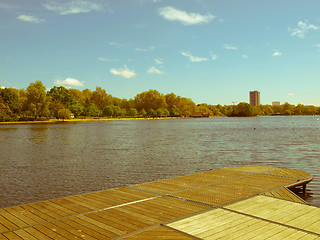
xmin=0 ymin=81 xmax=319 ymax=122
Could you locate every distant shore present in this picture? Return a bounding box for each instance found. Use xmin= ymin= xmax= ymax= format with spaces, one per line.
xmin=0 ymin=117 xmax=182 ymax=125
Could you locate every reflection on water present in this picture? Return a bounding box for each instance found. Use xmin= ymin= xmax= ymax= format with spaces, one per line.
xmin=0 ymin=116 xmax=320 ymax=208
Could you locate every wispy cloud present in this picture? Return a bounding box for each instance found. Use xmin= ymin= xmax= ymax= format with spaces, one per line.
xmin=288 ymin=21 xmax=319 ymax=38
xmin=109 ymin=42 xmax=125 ymax=48
xmin=17 ymin=15 xmax=46 ymax=24
xmin=181 ymin=51 xmax=208 ymax=62
xmin=147 ymin=66 xmax=164 ymax=74
xmin=242 ymin=54 xmax=248 ymax=59
xmin=44 ymin=0 xmax=103 ymax=15
xmin=210 ymin=52 xmax=218 ymax=61
xmin=272 ymin=51 xmax=282 ymax=57
xmin=158 ymin=6 xmax=215 ymax=26
xmin=154 ymin=58 xmax=163 ymax=65
xmin=224 ymin=44 xmax=237 ymax=50
xmin=98 ymin=57 xmax=118 ymax=62
xmin=54 ymin=77 xmax=84 ymax=88
xmin=314 ymin=43 xmax=320 ymax=51
xmin=288 ymin=93 xmax=295 ymax=96
xmin=110 ymin=65 xmax=136 ymax=78
xmin=135 ymin=46 xmax=155 ymax=52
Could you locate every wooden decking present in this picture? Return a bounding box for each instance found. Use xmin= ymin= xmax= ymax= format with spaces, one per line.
xmin=0 ymin=166 xmax=318 ymax=239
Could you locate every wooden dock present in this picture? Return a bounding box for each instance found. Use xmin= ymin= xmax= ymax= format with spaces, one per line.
xmin=0 ymin=166 xmax=319 ymax=239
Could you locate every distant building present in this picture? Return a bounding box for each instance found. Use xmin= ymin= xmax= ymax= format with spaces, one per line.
xmin=249 ymin=91 xmax=260 ymax=106
xmin=272 ymin=101 xmax=280 ymax=106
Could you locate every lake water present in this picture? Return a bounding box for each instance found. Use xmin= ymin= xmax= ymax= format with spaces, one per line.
xmin=1 ymin=116 xmax=319 ymax=208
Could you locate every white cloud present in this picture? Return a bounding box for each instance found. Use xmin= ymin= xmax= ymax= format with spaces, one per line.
xmin=224 ymin=44 xmax=237 ymax=50
xmin=272 ymin=51 xmax=282 ymax=56
xmin=109 ymin=42 xmax=125 ymax=48
xmin=147 ymin=66 xmax=164 ymax=74
xmin=158 ymin=6 xmax=215 ymax=25
xmin=210 ymin=52 xmax=218 ymax=61
xmin=181 ymin=51 xmax=208 ymax=62
xmin=288 ymin=93 xmax=295 ymax=96
xmin=17 ymin=15 xmax=46 ymax=24
xmin=44 ymin=0 xmax=103 ymax=15
xmin=314 ymin=44 xmax=320 ymax=51
xmin=110 ymin=65 xmax=136 ymax=78
xmin=98 ymin=57 xmax=118 ymax=62
xmin=289 ymin=21 xmax=319 ymax=38
xmin=154 ymin=58 xmax=163 ymax=65
xmin=242 ymin=54 xmax=248 ymax=59
xmin=135 ymin=46 xmax=155 ymax=52
xmin=54 ymin=77 xmax=84 ymax=88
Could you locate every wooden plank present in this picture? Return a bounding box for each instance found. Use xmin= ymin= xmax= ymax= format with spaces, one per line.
xmin=2 ymin=206 xmax=38 ymax=227
xmin=13 ymin=229 xmax=38 ymax=240
xmin=24 ymin=227 xmax=53 ymax=240
xmin=48 ymin=220 xmax=97 ymax=240
xmin=2 ymin=231 xmax=24 ymax=240
xmin=225 ymin=166 xmax=277 ymax=173
xmin=120 ymin=226 xmax=195 ymax=240
xmin=0 ymin=209 xmax=28 ymax=229
xmin=41 ymin=222 xmax=80 ymax=239
xmin=0 ymin=222 xmax=9 ymax=233
xmin=0 ymin=215 xmax=18 ymax=232
xmin=59 ymin=218 xmax=113 ymax=239
xmin=49 ymin=198 xmax=92 ymax=214
xmin=77 ymin=215 xmax=124 ymax=237
xmin=168 ymin=209 xmax=226 ymax=231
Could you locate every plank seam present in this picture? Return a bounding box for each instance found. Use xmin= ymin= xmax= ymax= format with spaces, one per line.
xmin=220 ymin=206 xmax=320 ymax=237
xmin=0 ymin=196 xmax=159 ymax=235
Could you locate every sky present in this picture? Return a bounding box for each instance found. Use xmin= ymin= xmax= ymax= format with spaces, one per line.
xmin=1 ymin=0 xmax=320 ymax=106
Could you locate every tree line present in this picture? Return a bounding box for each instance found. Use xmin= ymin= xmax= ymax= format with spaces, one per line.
xmin=0 ymin=81 xmax=197 ymax=121
xmin=197 ymin=102 xmax=320 ymax=117
xmin=0 ymin=81 xmax=319 ymax=122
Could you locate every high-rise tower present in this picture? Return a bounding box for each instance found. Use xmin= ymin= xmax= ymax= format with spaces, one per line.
xmin=250 ymin=91 xmax=260 ymax=106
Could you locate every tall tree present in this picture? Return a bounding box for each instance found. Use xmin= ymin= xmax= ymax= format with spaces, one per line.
xmin=91 ymin=87 xmax=113 ymax=110
xmin=22 ymin=81 xmax=50 ymax=119
xmin=47 ymin=86 xmax=75 ymax=107
xmin=134 ymin=89 xmax=167 ymax=112
xmin=0 ymin=88 xmax=19 ymax=113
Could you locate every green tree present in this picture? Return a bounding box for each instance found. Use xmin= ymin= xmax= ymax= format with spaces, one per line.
xmin=170 ymin=106 xmax=180 ymax=117
xmin=156 ymin=108 xmax=164 ymax=117
xmin=129 ymin=108 xmax=138 ymax=117
xmin=229 ymin=102 xmax=255 ymax=117
xmin=103 ymin=105 xmax=114 ymax=117
xmin=58 ymin=108 xmax=72 ymax=119
xmin=148 ymin=109 xmax=157 ymax=118
xmin=68 ymin=102 xmax=84 ymax=117
xmin=22 ymin=81 xmax=50 ymax=119
xmin=91 ymin=87 xmax=113 ymax=110
xmin=162 ymin=108 xmax=170 ymax=117
xmin=140 ymin=109 xmax=147 ymax=117
xmin=47 ymin=86 xmax=75 ymax=107
xmin=177 ymin=97 xmax=196 ymax=116
xmin=134 ymin=89 xmax=167 ymax=112
xmin=49 ymin=99 xmax=65 ymax=118
xmin=0 ymin=88 xmax=19 ymax=113
xmin=84 ymin=105 xmax=101 ymax=117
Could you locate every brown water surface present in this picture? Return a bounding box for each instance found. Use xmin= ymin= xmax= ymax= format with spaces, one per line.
xmin=0 ymin=116 xmax=319 ymax=208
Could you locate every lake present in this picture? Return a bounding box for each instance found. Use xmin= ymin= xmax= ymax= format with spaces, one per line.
xmin=1 ymin=116 xmax=319 ymax=208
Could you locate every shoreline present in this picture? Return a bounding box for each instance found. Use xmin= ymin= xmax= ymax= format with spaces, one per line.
xmin=0 ymin=117 xmax=182 ymax=125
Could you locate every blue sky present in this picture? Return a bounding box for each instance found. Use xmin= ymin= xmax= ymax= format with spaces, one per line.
xmin=1 ymin=0 xmax=320 ymax=106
